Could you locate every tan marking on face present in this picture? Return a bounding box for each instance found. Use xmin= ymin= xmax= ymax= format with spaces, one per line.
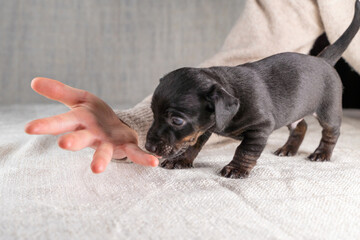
xmin=177 ymin=130 xmax=205 ymax=147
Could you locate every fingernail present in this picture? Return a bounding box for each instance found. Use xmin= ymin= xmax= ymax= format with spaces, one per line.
xmin=91 ymin=163 xmax=105 ymax=174
xmin=25 ymin=124 xmax=38 ymax=134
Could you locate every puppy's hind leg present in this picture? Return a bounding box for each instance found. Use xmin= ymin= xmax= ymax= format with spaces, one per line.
xmin=308 ymin=118 xmax=341 ymax=162
xmin=274 ymin=119 xmax=307 ymax=157
xmin=308 ymin=102 xmax=342 ymax=162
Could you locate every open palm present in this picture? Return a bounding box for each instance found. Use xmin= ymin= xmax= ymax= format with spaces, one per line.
xmin=25 ymin=78 xmax=158 ymax=173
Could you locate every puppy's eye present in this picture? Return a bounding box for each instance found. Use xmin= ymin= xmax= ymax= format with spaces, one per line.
xmin=171 ymin=117 xmax=185 ymax=126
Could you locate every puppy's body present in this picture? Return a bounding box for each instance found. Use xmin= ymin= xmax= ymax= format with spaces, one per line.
xmin=146 ymin=1 xmax=360 ymax=178
xmin=211 ymin=53 xmax=341 ymax=135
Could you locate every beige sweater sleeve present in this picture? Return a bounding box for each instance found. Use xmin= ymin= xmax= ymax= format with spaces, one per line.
xmin=115 ymin=0 xmax=359 ymax=150
xmin=318 ymin=0 xmax=360 ymax=73
xmin=199 ymin=0 xmax=323 ymax=67
xmin=114 ymin=95 xmax=154 ymax=150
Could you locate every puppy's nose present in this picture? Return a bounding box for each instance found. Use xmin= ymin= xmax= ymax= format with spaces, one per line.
xmin=145 ymin=142 xmax=157 ymax=154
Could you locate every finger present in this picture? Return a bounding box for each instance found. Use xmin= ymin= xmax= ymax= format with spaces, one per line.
xmin=123 ymin=143 xmax=159 ymax=167
xmin=25 ymin=110 xmax=81 ymax=135
xmin=91 ymin=142 xmax=114 ymax=173
xmin=58 ymin=129 xmax=96 ymax=151
xmin=112 ymin=147 xmax=128 ymax=160
xmin=31 ymin=77 xmax=92 ymax=107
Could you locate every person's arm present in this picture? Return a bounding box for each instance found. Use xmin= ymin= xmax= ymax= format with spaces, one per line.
xmin=25 ymin=0 xmax=332 ymax=174
xmin=116 ymin=0 xmax=325 ymax=148
xmin=318 ymin=0 xmax=360 ymax=73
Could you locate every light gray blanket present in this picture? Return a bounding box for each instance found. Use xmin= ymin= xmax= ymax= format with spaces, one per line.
xmin=1 ymin=104 xmax=360 ymax=239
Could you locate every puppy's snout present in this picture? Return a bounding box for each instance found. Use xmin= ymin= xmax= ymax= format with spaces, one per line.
xmin=145 ymin=142 xmax=158 ymax=154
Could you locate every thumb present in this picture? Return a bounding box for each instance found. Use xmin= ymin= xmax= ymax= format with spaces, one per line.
xmin=123 ymin=143 xmax=159 ymax=167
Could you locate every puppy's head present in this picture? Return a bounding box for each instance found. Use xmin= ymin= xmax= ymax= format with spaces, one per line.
xmin=145 ymin=67 xmax=239 ymax=158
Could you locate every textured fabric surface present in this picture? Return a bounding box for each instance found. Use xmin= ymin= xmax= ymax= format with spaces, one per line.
xmin=1 ymin=104 xmax=360 ymax=239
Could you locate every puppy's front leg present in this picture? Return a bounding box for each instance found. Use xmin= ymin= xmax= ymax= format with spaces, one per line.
xmin=221 ymin=130 xmax=270 ymax=178
xmin=161 ymin=131 xmax=212 ymax=169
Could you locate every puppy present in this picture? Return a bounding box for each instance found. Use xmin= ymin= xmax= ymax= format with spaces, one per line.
xmin=145 ymin=1 xmax=360 ymax=178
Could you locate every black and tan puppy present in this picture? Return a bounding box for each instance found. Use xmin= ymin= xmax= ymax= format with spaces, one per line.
xmin=145 ymin=1 xmax=360 ymax=178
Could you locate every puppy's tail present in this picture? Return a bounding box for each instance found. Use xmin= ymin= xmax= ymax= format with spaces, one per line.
xmin=318 ymin=0 xmax=360 ymax=66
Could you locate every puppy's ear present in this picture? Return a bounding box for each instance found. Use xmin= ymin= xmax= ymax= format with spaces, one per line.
xmin=208 ymin=85 xmax=240 ymax=131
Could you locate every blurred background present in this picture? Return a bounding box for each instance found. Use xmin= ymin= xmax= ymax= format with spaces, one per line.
xmin=0 ymin=0 xmax=245 ymax=109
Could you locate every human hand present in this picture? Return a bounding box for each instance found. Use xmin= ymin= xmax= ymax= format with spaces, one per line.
xmin=25 ymin=78 xmax=159 ymax=173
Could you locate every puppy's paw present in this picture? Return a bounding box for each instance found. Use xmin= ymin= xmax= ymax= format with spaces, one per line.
xmin=308 ymin=151 xmax=331 ymax=162
xmin=274 ymin=145 xmax=298 ymax=157
xmin=160 ymin=159 xmax=193 ymax=169
xmin=220 ymin=165 xmax=250 ymax=179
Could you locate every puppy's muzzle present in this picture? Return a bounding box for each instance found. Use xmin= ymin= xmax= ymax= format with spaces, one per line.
xmin=145 ymin=133 xmax=186 ymax=158
xmin=145 ymin=134 xmax=170 ymax=157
